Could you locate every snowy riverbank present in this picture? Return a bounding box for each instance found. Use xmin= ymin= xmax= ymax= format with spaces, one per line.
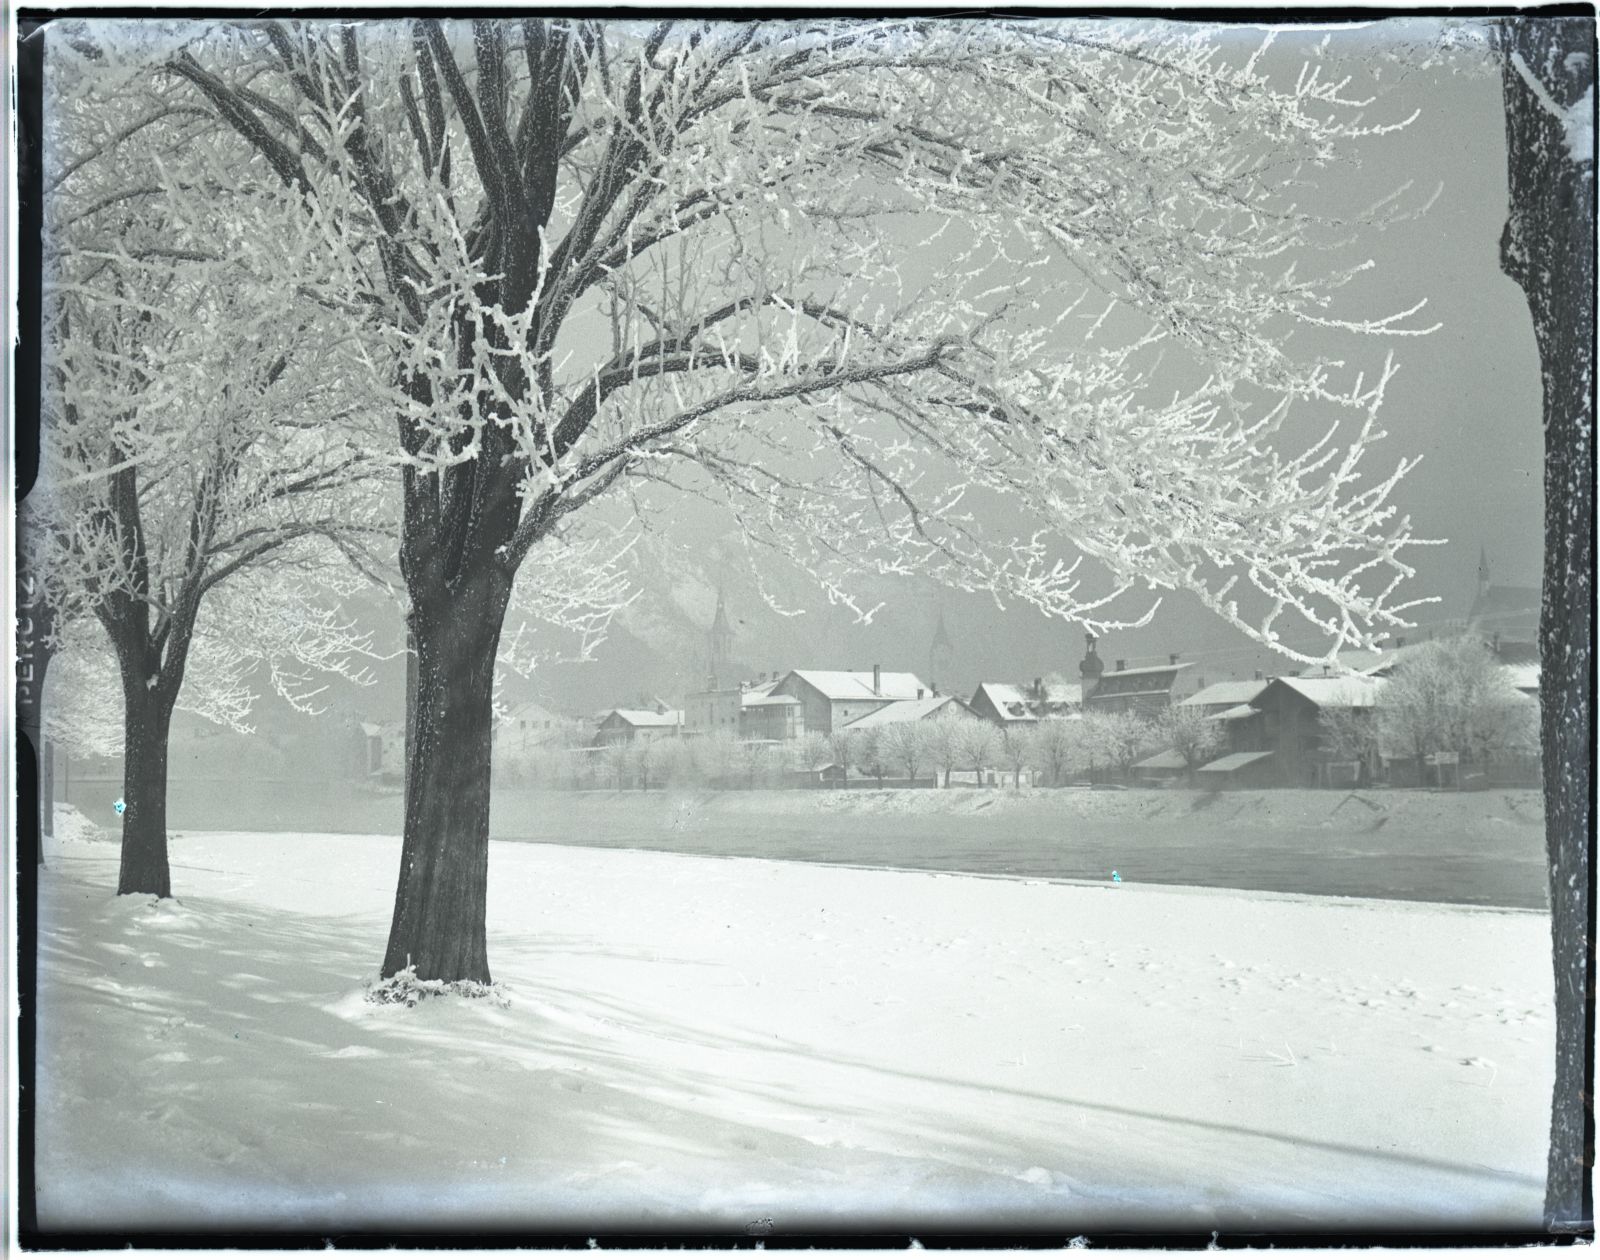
xmin=34 ymin=828 xmax=1553 ymax=1234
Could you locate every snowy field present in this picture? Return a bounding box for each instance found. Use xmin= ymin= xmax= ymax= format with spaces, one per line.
xmin=34 ymin=822 xmax=1554 ymax=1235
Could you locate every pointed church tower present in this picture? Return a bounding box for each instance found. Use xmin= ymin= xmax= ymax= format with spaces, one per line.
xmin=708 ymin=589 xmax=734 ymax=689
xmin=929 ymin=608 xmax=955 ymax=695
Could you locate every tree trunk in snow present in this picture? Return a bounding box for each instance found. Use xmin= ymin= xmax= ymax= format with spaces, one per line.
xmin=1497 ymin=14 xmax=1595 ymax=1233
xmin=382 ymin=570 xmax=512 ymax=984
xmin=117 ymin=679 xmax=176 ymax=898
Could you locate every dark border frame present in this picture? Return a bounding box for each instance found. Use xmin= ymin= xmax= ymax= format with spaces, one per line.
xmin=11 ymin=6 xmax=1595 ymax=1248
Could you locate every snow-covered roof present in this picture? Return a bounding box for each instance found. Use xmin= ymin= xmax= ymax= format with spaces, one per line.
xmin=973 ymin=682 xmax=1037 ymax=720
xmin=843 ymin=695 xmax=965 ymax=728
xmin=1504 ymin=662 xmax=1541 ymax=694
xmin=1493 ymin=639 xmax=1540 ymax=665
xmin=1294 ymin=649 xmax=1387 ymax=678
xmin=1134 ymin=749 xmax=1190 ymax=772
xmin=1206 ymin=703 xmax=1258 ymax=722
xmin=1199 ymin=750 xmax=1275 ymax=773
xmin=1270 ymin=676 xmax=1385 ymax=708
xmin=1099 ymin=661 xmax=1194 ymax=679
xmin=1178 ymin=680 xmax=1268 ymax=709
xmin=1350 ymin=644 xmax=1432 ymax=678
xmin=743 ymin=693 xmax=800 ymax=707
xmin=498 ymin=700 xmax=563 ymax=727
xmin=786 ymin=669 xmax=930 ymax=701
xmin=604 ymin=708 xmax=683 ymax=727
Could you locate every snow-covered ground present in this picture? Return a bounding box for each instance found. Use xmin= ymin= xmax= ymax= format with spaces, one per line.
xmin=35 ymin=821 xmax=1553 ymax=1234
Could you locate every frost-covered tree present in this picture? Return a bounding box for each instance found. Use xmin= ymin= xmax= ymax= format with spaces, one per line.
xmin=1082 ymin=710 xmax=1158 ymax=782
xmin=1318 ymin=700 xmax=1383 ymax=784
xmin=998 ymin=724 xmax=1033 ymax=788
xmin=825 ymin=728 xmax=856 ymax=787
xmin=631 ymin=738 xmax=662 ymax=790
xmin=1028 ymin=718 xmax=1080 ymax=787
xmin=153 ymin=16 xmax=1439 ymax=981
xmin=39 ymin=46 xmax=390 ymax=896
xmin=954 ymin=717 xmax=1000 ymax=787
xmin=849 ymin=726 xmax=887 ymax=788
xmin=924 ymin=712 xmax=965 ymax=789
xmin=794 ymin=731 xmax=834 ymax=779
xmin=597 ymin=740 xmax=630 ymax=790
xmin=877 ymin=721 xmax=927 ymax=786
xmin=649 ymin=737 xmax=695 ymax=788
xmin=735 ymin=739 xmax=776 ymax=789
xmin=1156 ymin=704 xmax=1224 ymax=775
xmin=1378 ymin=637 xmax=1537 ymax=770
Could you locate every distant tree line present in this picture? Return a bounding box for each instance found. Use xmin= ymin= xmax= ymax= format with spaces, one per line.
xmin=492 ymin=710 xmax=1195 ymax=791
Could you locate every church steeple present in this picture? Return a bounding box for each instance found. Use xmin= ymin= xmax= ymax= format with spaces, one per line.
xmin=1080 ymin=633 xmax=1104 ymax=701
xmin=708 ymin=589 xmax=734 ymax=688
xmin=929 ymin=608 xmax=955 ymax=695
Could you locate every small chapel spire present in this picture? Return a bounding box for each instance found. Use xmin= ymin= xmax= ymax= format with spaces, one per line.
xmin=708 ymin=589 xmax=734 ymax=688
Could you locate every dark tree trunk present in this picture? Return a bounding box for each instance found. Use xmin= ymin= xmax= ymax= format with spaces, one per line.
xmin=403 ymin=626 xmax=417 ymax=798
xmin=382 ymin=570 xmax=512 ymax=983
xmin=32 ymin=644 xmax=54 ymax=855
xmin=17 ymin=561 xmax=56 ymax=860
xmin=1497 ymin=14 xmax=1596 ymax=1233
xmin=117 ymin=680 xmax=176 ymax=898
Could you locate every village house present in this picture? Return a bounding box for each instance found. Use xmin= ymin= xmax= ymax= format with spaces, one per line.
xmin=594 ymin=704 xmax=684 ymax=745
xmin=682 ymin=683 xmax=742 ymax=737
xmin=1079 ymin=635 xmax=1193 ymax=716
xmin=968 ymin=677 xmax=1083 ymax=728
xmin=740 ymin=688 xmax=804 ymax=741
xmin=1207 ymin=674 xmax=1386 ymax=788
xmin=495 ymin=699 xmax=568 ymax=750
xmin=968 ymin=682 xmax=1036 ymax=727
xmin=769 ymin=667 xmax=934 ymax=735
xmin=684 ymin=673 xmax=805 ymax=742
